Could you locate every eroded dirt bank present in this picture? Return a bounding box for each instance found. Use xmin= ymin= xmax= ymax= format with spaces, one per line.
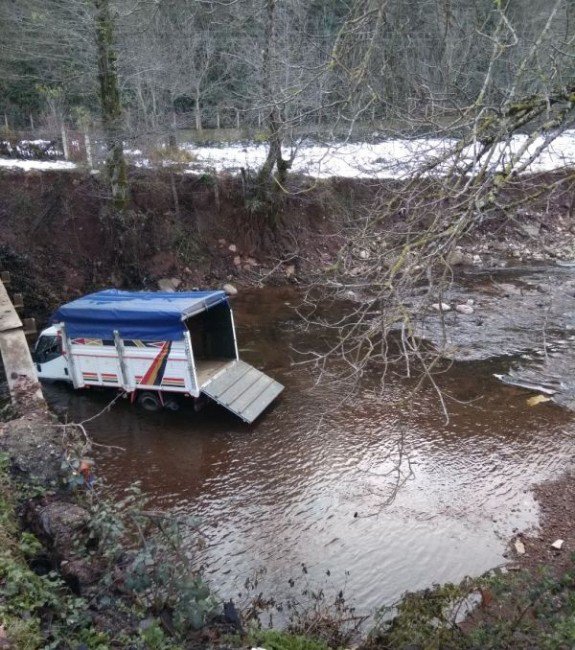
xmin=0 ymin=168 xmax=354 ymax=324
xmin=1 ymin=167 xmax=574 ymax=326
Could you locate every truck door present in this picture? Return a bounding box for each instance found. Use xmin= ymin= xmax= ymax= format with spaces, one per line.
xmin=34 ymin=334 xmax=69 ymax=381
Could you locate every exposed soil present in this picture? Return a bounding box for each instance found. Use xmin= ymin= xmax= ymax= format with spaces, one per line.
xmin=0 ymin=167 xmax=574 ymax=327
xmin=510 ymin=470 xmax=575 ymax=577
xmin=0 ymin=168 xmax=358 ymax=324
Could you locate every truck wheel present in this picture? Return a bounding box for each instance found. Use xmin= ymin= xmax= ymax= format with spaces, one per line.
xmin=164 ymin=397 xmax=180 ymax=412
xmin=137 ymin=391 xmax=161 ymax=412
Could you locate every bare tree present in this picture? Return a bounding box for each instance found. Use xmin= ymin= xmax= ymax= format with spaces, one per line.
xmin=300 ymin=0 xmax=575 ymax=414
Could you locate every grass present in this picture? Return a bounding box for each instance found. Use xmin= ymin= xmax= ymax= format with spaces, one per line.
xmin=245 ymin=628 xmax=330 ymax=650
xmin=148 ymin=146 xmax=198 ymax=165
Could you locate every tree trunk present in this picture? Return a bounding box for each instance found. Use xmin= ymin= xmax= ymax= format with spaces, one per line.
xmin=60 ymin=123 xmax=69 ymax=160
xmin=257 ymin=0 xmax=290 ymax=188
xmin=94 ymin=0 xmax=128 ymax=217
xmin=194 ymin=91 xmax=203 ymax=132
xmin=170 ymin=172 xmax=180 ymax=217
xmin=168 ymin=105 xmax=177 ymax=149
xmin=216 ymin=107 xmax=220 ymax=130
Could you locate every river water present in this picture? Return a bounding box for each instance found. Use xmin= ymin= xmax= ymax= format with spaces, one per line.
xmin=43 ymin=283 xmax=575 ymax=617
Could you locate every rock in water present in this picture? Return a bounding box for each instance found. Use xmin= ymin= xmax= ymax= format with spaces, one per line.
xmin=520 ymin=222 xmax=541 ymax=238
xmin=456 ymin=304 xmax=474 ymax=315
xmin=223 ymin=283 xmax=238 ymax=296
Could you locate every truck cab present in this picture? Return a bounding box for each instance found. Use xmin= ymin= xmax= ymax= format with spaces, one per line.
xmin=33 ymin=325 xmax=69 ymax=381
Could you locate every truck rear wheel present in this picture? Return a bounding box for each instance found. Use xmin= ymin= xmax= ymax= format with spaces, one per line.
xmin=137 ymin=391 xmax=162 ymax=412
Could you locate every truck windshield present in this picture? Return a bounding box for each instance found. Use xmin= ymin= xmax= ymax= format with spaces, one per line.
xmin=35 ymin=335 xmax=61 ymax=363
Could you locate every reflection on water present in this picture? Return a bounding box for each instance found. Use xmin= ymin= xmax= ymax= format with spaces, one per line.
xmin=43 ymin=287 xmax=575 ymax=615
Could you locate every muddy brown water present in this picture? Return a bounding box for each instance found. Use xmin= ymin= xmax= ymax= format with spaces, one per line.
xmin=43 ymin=285 xmax=575 ymax=617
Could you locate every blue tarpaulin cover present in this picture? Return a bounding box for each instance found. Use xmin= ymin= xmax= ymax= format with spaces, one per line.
xmin=52 ymin=289 xmax=228 ymax=341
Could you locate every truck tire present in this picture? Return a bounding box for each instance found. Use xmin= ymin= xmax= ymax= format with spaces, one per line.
xmin=164 ymin=396 xmax=180 ymax=412
xmin=137 ymin=391 xmax=162 ymax=412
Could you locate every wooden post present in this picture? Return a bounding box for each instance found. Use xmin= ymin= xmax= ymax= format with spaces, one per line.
xmin=213 ymin=171 xmax=220 ymax=213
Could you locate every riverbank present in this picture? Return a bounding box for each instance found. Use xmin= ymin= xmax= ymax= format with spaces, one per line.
xmin=0 ymin=407 xmax=245 ymax=648
xmin=0 ymin=167 xmax=574 ymax=328
xmin=360 ymin=466 xmax=575 ymax=649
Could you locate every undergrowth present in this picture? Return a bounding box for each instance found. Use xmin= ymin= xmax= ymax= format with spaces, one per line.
xmin=246 ymin=628 xmax=330 ymax=650
xmin=0 ymin=445 xmax=220 ymax=649
xmin=365 ymin=563 xmax=575 ymax=649
xmin=0 ymin=452 xmax=111 ymax=649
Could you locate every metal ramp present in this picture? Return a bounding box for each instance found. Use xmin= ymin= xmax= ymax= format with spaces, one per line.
xmin=200 ymin=360 xmax=283 ymax=423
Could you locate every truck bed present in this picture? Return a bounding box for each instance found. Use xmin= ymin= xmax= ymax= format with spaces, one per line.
xmin=196 ymin=359 xmax=235 ymax=387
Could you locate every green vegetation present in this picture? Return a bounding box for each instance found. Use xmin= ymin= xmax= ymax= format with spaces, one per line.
xmin=247 ymin=629 xmax=330 ymax=650
xmin=366 ymin=565 xmax=575 ymax=649
xmin=0 ymin=453 xmax=111 ymax=649
xmin=0 ymin=447 xmax=220 ymax=649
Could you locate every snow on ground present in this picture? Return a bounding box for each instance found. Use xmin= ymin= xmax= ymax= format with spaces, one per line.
xmin=182 ymin=130 xmax=575 ymax=179
xmin=0 ymin=158 xmax=77 ymax=171
xmin=2 ymin=130 xmax=575 ymax=178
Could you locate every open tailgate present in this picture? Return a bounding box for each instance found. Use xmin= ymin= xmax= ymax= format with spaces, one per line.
xmin=200 ymin=360 xmax=284 ymax=423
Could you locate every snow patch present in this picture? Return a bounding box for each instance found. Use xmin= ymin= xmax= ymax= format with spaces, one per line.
xmin=0 ymin=158 xmax=77 ymax=171
xmin=2 ymin=130 xmax=575 ymax=178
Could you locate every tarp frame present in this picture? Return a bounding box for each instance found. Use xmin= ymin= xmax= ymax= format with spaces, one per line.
xmin=51 ymin=289 xmax=228 ymax=342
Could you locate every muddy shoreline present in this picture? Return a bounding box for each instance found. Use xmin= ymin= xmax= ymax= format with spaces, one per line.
xmin=511 ymin=471 xmax=575 ymax=576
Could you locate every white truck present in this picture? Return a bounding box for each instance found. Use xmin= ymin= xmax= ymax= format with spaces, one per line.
xmin=33 ymin=289 xmax=284 ymax=423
